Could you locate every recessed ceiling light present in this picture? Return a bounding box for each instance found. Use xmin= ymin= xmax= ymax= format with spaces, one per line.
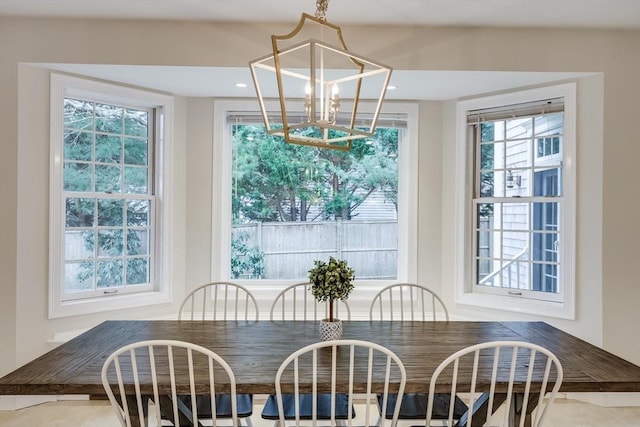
xmin=387 ymin=84 xmax=397 ymax=90
xmin=236 ymin=83 xmax=248 ymax=88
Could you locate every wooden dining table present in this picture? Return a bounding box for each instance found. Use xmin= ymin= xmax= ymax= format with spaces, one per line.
xmin=2 ymin=320 xmax=640 ymax=426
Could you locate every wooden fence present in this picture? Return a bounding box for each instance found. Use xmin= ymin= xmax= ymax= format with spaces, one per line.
xmin=233 ymin=220 xmax=398 ymax=280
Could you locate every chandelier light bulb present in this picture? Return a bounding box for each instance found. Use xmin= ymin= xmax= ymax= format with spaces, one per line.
xmin=331 ymin=83 xmax=339 ymax=97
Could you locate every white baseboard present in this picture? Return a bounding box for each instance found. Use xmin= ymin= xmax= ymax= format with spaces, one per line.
xmin=0 ymin=394 xmax=89 ymax=411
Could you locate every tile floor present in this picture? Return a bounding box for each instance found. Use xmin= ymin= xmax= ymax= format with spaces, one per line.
xmin=1 ymin=397 xmax=639 ymax=426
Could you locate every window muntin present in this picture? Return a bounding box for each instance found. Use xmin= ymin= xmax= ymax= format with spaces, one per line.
xmin=61 ymin=98 xmax=155 ymax=299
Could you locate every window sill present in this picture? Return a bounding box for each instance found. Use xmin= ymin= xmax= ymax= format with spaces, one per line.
xmin=48 ymin=290 xmax=171 ymax=319
xmin=455 ymin=290 xmax=575 ymax=320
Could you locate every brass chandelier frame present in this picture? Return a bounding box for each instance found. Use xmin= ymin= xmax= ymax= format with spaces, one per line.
xmin=249 ymin=1 xmax=393 ymax=151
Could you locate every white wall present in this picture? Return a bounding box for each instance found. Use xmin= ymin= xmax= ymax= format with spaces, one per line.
xmin=439 ymin=75 xmax=605 ymax=346
xmin=0 ymin=18 xmax=638 ymax=376
xmin=13 ymin=63 xmax=190 ymax=367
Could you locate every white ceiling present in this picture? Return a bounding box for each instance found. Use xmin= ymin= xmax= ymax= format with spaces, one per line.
xmin=39 ymin=64 xmax=593 ymax=101
xmin=15 ymin=0 xmax=619 ymax=100
xmin=2 ymin=0 xmax=640 ymax=29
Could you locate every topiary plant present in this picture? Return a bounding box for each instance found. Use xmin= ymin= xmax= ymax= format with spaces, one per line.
xmin=309 ymin=257 xmax=355 ymax=322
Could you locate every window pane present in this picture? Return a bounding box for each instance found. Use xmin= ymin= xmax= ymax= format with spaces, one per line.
xmin=64 ymin=163 xmax=93 ymax=191
xmin=95 ymin=103 xmax=123 ymax=133
xmin=231 ymin=124 xmax=399 ymax=280
xmin=505 ymin=139 xmax=531 ymax=169
xmin=502 ymin=230 xmax=528 ymax=257
xmin=481 ymin=121 xmax=504 ymax=141
xmin=124 ymin=166 xmax=148 ymax=194
xmin=98 ymin=199 xmax=124 ymax=226
xmin=97 ymin=229 xmax=124 ymax=257
xmin=502 ymin=203 xmax=530 ymax=230
xmin=97 ymin=259 xmax=123 ymax=288
xmin=65 ymin=261 xmax=94 ymax=292
xmin=95 ymin=165 xmax=122 ymax=193
xmin=95 ymin=134 xmax=122 ymax=164
xmin=65 ymin=230 xmax=95 ymax=260
xmin=506 ymin=117 xmax=532 ymax=139
xmin=64 ymin=130 xmax=93 ymax=161
xmin=506 ymin=169 xmax=530 ymax=197
xmin=64 ymin=98 xmax=93 ymax=130
xmin=127 ymin=200 xmax=150 ymax=226
xmin=476 ymin=229 xmax=492 ymax=256
xmin=479 ymin=172 xmax=495 ymax=197
xmin=476 ymin=203 xmax=494 ymax=227
xmin=127 ymin=258 xmax=150 ymax=285
xmin=124 ymin=109 xmax=148 ymax=137
xmin=501 ymin=259 xmax=529 ymax=290
xmin=534 ymin=112 xmax=563 ymax=137
xmin=477 ymin=258 xmax=501 ymax=286
xmin=127 ymin=230 xmax=149 ymax=255
xmin=124 ymin=137 xmax=148 ymax=165
xmin=533 ymin=171 xmax=561 ymax=197
xmin=66 ymin=198 xmax=95 ymax=227
xmin=480 ymin=143 xmax=494 ymax=170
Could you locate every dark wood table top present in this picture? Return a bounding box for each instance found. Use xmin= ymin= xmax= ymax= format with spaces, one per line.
xmin=2 ymin=320 xmax=640 ymax=396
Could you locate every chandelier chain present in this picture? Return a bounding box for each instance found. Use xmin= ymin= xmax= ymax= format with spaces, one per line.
xmin=315 ymin=0 xmax=329 ymax=21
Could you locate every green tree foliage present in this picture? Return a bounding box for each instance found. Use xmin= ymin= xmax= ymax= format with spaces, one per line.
xmin=479 ymin=123 xmax=495 ymax=218
xmin=232 ymin=125 xmax=398 ymax=224
xmin=230 ymin=231 xmax=265 ymax=279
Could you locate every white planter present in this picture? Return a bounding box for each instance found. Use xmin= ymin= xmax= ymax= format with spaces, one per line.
xmin=319 ymin=319 xmax=343 ymax=341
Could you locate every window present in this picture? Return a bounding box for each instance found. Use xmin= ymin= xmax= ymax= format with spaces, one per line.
xmin=49 ymin=74 xmax=174 ymax=318
xmin=212 ymin=100 xmax=418 ymax=288
xmin=537 ymin=135 xmax=561 ymax=158
xmin=455 ymin=84 xmax=576 ymax=319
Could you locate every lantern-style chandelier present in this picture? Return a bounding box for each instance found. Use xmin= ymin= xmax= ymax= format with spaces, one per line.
xmin=249 ymin=0 xmax=393 ymax=151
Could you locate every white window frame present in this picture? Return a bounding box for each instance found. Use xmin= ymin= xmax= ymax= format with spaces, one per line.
xmin=211 ymin=99 xmax=418 ymax=304
xmin=454 ymin=83 xmax=576 ymax=319
xmin=49 ymin=73 xmax=174 ymax=318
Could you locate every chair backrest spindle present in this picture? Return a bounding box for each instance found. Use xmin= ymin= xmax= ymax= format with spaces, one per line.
xmin=178 ymin=281 xmax=259 ymax=321
xmin=270 ymin=282 xmax=351 ymax=321
xmin=369 ymin=283 xmax=449 ymax=321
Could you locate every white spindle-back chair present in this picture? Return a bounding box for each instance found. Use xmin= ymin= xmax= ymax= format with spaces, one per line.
xmin=178 ymin=281 xmax=258 ymax=426
xmin=370 ymin=283 xmax=469 ymax=425
xmin=179 ymin=281 xmax=259 ymax=321
xmin=273 ymin=339 xmax=407 ymax=427
xmin=369 ymin=283 xmax=449 ymax=321
xmin=425 ymin=341 xmax=563 ymax=427
xmin=101 ymin=339 xmax=239 ymax=427
xmin=262 ymin=283 xmax=351 ymax=425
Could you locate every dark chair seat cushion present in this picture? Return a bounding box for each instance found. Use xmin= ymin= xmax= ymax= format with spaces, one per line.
xmin=377 ymin=392 xmax=468 ymax=420
xmin=179 ymin=393 xmax=253 ymax=418
xmin=262 ymin=393 xmax=354 ymax=420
